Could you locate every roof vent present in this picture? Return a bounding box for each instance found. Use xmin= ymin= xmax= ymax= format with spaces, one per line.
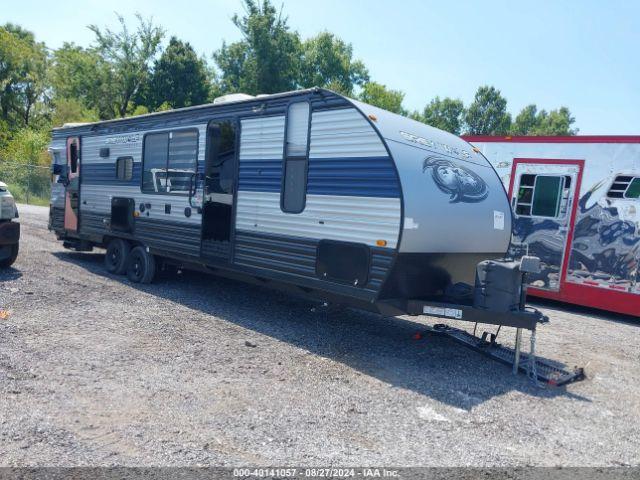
xmin=213 ymin=93 xmax=255 ymax=105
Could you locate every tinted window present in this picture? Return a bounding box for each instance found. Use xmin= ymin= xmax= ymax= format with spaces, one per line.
xmin=282 ymin=158 xmax=307 ymax=213
xmin=116 ymin=156 xmax=133 ymax=181
xmin=607 ymin=175 xmax=634 ymax=198
xmin=626 ymin=178 xmax=640 ymax=198
xmin=142 ymin=133 xmax=169 ymax=192
xmin=205 ymin=121 xmax=237 ymax=194
xmin=282 ymin=102 xmax=310 ymax=213
xmin=531 ymin=176 xmax=563 ymax=217
xmin=167 ymin=130 xmax=198 ymax=193
xmin=142 ymin=130 xmax=197 ymax=193
xmin=516 ymin=174 xmax=565 ymax=218
xmin=69 ymin=141 xmax=79 ymax=173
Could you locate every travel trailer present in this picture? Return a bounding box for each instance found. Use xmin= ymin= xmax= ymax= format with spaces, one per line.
xmin=464 ymin=135 xmax=640 ymax=317
xmin=47 ymin=88 xmax=548 ymax=334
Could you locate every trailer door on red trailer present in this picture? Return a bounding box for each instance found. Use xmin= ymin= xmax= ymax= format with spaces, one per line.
xmin=507 ymin=159 xmax=583 ymax=293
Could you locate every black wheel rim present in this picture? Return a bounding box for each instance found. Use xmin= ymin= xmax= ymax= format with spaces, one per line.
xmin=108 ymin=246 xmax=120 ymax=268
xmin=131 ymin=253 xmax=143 ymax=280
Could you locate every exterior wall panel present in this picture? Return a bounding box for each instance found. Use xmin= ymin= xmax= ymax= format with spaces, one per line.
xmin=310 ymin=108 xmax=388 ymax=158
xmin=236 ymin=191 xmax=401 ymax=248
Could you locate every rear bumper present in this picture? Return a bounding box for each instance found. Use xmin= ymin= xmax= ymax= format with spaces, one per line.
xmin=0 ymin=221 xmax=20 ymax=246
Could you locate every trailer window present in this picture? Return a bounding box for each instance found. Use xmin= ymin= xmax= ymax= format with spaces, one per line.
xmin=285 ymin=102 xmax=310 ymax=157
xmin=282 ymin=101 xmax=310 ymax=213
xmin=607 ymin=175 xmax=640 ymax=199
xmin=142 ymin=129 xmax=198 ymax=193
xmin=69 ymin=140 xmax=79 ymax=173
xmin=205 ymin=121 xmax=237 ymax=194
xmin=115 ymin=156 xmax=133 ymax=181
xmin=516 ymin=174 xmax=566 ymax=218
xmin=625 ymin=178 xmax=640 ymax=198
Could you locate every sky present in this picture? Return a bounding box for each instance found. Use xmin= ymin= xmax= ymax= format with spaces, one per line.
xmin=4 ymin=0 xmax=639 ymax=134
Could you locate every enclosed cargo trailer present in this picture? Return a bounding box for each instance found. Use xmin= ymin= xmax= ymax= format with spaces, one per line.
xmin=464 ymin=135 xmax=640 ymax=317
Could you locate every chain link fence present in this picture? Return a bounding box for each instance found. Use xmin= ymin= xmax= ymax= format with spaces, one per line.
xmin=0 ymin=160 xmax=51 ymax=206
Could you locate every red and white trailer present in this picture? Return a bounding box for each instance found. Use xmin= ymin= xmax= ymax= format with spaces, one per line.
xmin=463 ymin=136 xmax=640 ymax=317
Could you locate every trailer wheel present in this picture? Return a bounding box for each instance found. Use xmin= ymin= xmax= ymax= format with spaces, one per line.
xmin=0 ymin=243 xmax=18 ymax=268
xmin=126 ymin=246 xmax=156 ymax=284
xmin=104 ymin=238 xmax=130 ymax=275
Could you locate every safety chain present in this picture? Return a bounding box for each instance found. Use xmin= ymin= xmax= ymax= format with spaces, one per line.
xmin=527 ymin=328 xmax=541 ymax=387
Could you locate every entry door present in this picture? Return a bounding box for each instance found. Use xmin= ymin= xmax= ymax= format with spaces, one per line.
xmin=507 ymin=159 xmax=583 ymax=292
xmin=64 ymin=137 xmax=81 ymax=231
xmin=200 ymin=119 xmax=238 ymax=261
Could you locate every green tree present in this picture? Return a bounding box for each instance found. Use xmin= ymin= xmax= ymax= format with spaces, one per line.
xmin=88 ymin=13 xmax=164 ymax=117
xmin=511 ymin=104 xmax=577 ymax=135
xmin=0 ymin=24 xmax=49 ymax=129
xmin=50 ymin=43 xmax=115 ymax=120
xmin=358 ymin=82 xmax=406 ymax=114
xmin=299 ymin=32 xmax=368 ymax=95
xmin=213 ymin=0 xmax=301 ymax=95
xmin=141 ymin=37 xmax=210 ymax=110
xmin=414 ymin=96 xmax=465 ymax=134
xmin=510 ymin=104 xmax=538 ymax=135
xmin=0 ymin=27 xmax=29 ymax=127
xmin=538 ymin=107 xmax=577 ymax=135
xmin=50 ymin=97 xmax=99 ymax=127
xmin=464 ymin=85 xmax=511 ymax=135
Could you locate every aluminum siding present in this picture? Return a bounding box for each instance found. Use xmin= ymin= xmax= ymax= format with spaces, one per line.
xmin=309 ymin=108 xmax=388 ymax=158
xmin=235 ymin=108 xmax=402 ymax=248
xmin=236 ymin=191 xmax=401 ymax=248
xmin=234 ymin=230 xmax=394 ymax=302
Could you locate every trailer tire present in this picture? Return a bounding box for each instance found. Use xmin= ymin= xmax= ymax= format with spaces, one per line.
xmin=126 ymin=246 xmax=156 ymax=284
xmin=104 ymin=238 xmax=130 ymax=275
xmin=0 ymin=243 xmax=18 ymax=268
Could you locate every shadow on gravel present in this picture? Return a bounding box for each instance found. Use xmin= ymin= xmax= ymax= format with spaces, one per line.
xmin=529 ymin=297 xmax=638 ymax=327
xmin=0 ymin=267 xmax=23 ymax=282
xmin=54 ymin=250 xmax=591 ymax=410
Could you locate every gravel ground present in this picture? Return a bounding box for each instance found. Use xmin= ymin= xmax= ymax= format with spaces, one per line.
xmin=0 ymin=204 xmax=638 ymax=467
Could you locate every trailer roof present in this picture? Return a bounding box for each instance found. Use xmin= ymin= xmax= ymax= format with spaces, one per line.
xmin=463 ymin=135 xmax=640 ymax=144
xmin=51 ymin=87 xmax=322 ymax=132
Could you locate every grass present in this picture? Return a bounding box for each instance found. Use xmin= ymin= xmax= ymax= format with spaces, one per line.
xmin=5 ymin=183 xmax=50 ymax=207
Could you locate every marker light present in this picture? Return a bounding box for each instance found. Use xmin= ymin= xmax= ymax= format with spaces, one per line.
xmin=376 ymin=239 xmax=387 ymax=247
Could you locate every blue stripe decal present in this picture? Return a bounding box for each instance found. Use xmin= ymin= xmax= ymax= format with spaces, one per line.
xmin=237 ymin=156 xmax=401 ymax=198
xmin=238 ymin=159 xmax=282 ymax=193
xmin=82 ymin=162 xmax=141 ymax=185
xmin=307 ymin=156 xmax=400 ymax=198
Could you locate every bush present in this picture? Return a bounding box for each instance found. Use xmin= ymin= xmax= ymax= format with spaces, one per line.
xmin=5 ymin=182 xmax=50 ymax=206
xmin=1 ymin=128 xmax=51 ymax=205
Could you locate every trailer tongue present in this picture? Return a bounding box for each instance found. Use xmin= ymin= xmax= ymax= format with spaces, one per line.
xmin=423 ymin=324 xmax=585 ymax=387
xmin=379 ymin=255 xmax=586 ymax=386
